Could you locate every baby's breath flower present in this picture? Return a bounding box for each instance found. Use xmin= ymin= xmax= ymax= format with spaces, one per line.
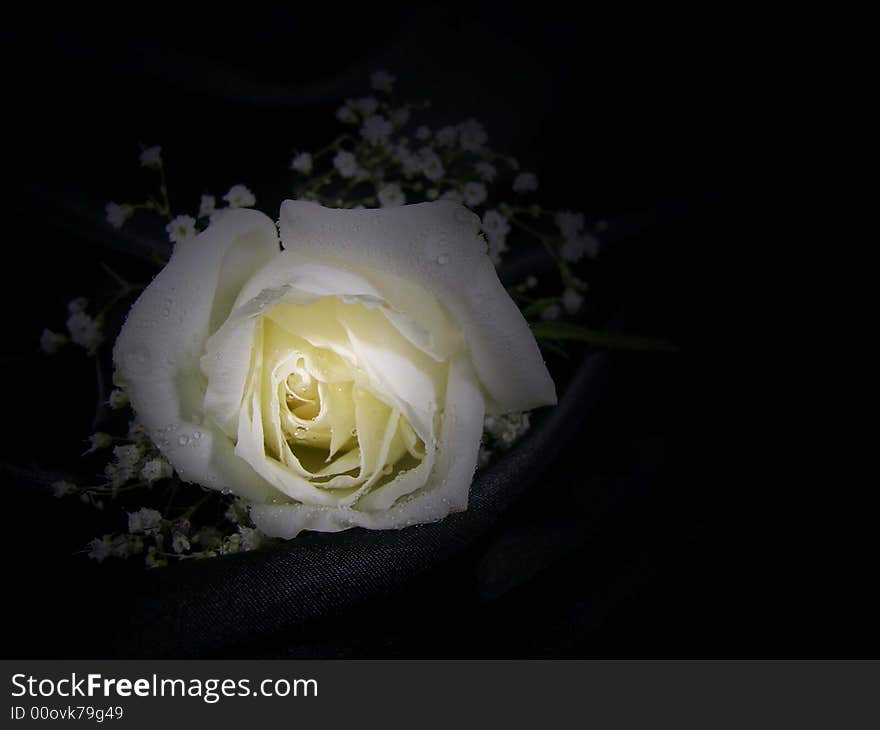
xmin=435 ymin=126 xmax=457 ymax=147
xmin=415 ymin=125 xmax=431 ymax=141
xmin=113 ymin=443 xmax=142 ymax=470
xmin=361 ymin=114 xmax=393 ymax=147
xmin=108 ymin=389 xmax=129 ymax=409
xmin=139 ymin=146 xmax=162 ymax=169
xmin=418 ymin=148 xmax=444 ymax=181
xmin=105 ymin=202 xmax=133 ymax=229
xmin=481 ymin=209 xmax=510 ymax=264
xmin=66 ymin=311 xmax=102 ymax=353
xmin=563 ymin=287 xmax=584 ymax=314
xmin=128 ymin=507 xmax=163 ymax=536
xmin=224 ymin=498 xmax=248 ymax=524
xmin=223 ymin=184 xmax=256 ymax=208
xmin=350 ymin=96 xmax=379 ymax=116
xmin=87 ymin=536 xmax=113 ymax=563
xmin=39 ymin=329 xmax=67 ymax=355
xmin=390 ymin=107 xmax=410 ymax=128
xmin=370 ymin=70 xmax=396 ymax=93
xmin=541 ymin=303 xmax=561 ymax=321
xmin=198 ymin=194 xmax=216 ymax=218
xmin=513 ymin=172 xmax=538 ymax=193
xmin=336 ymin=105 xmax=358 ymax=124
xmin=560 ymin=233 xmax=599 ymax=262
xmin=556 ymin=210 xmax=585 ymax=241
xmin=140 ymin=457 xmax=173 ymax=484
xmin=290 ymin=152 xmax=313 ymax=175
xmin=458 ymin=118 xmax=488 ymax=152
xmin=377 ymin=182 xmax=405 ymax=208
xmin=85 ymin=432 xmax=112 ymax=454
xmin=463 ymin=181 xmax=487 ymax=207
xmin=104 ymin=463 xmax=133 ymax=489
xmin=171 ymin=532 xmax=191 ymax=554
xmin=165 ymin=215 xmax=196 ymax=245
xmin=475 ymin=161 xmax=497 ymax=182
xmin=484 ymin=412 xmax=531 ymax=448
xmin=396 ymin=144 xmax=421 ymax=178
xmin=333 ymin=150 xmax=358 ymax=178
xmin=219 ymin=533 xmax=241 ymax=555
xmin=440 ymin=189 xmax=464 ymax=203
xmin=238 ymin=526 xmax=263 ymax=552
xmin=51 ymin=480 xmax=76 ymax=498
xmin=109 ymin=534 xmax=129 ymax=558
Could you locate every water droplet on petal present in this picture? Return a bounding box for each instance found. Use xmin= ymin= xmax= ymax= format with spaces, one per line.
xmin=294 ymin=427 xmax=307 ymax=439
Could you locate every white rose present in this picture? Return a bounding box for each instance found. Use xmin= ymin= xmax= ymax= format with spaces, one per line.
xmin=113 ymin=201 xmax=555 ymax=538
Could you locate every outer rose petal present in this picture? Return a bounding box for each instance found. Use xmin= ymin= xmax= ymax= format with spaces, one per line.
xmin=113 ymin=209 xmax=281 ymax=501
xmin=278 ymin=200 xmax=557 ymax=412
xmin=250 ymin=354 xmax=484 ymax=538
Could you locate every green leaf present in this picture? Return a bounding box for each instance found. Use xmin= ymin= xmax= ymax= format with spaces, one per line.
xmin=529 ymin=321 xmax=678 ymax=353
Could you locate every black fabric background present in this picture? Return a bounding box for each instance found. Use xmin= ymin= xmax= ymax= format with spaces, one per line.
xmin=0 ymin=4 xmax=862 ymax=657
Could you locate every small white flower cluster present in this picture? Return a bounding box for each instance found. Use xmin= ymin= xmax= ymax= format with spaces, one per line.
xmin=556 ymin=210 xmax=599 ymax=262
xmin=128 ymin=507 xmax=163 ymax=535
xmin=165 ymin=215 xmax=196 ymax=245
xmin=105 ymin=202 xmax=133 ymax=229
xmin=290 ymin=152 xmax=313 ymax=175
xmin=289 ymin=69 xmax=603 ymax=292
xmin=478 ymin=412 xmax=532 ymax=469
xmin=104 ymin=443 xmax=143 ymax=489
xmin=103 ymin=146 xmax=256 ymax=249
xmin=87 ymin=533 xmax=144 ymax=563
xmin=167 ymin=185 xmax=256 ymax=246
xmin=109 ymin=389 xmax=129 ymax=409
xmin=83 ymin=483 xmax=267 ymax=567
xmin=139 ymin=145 xmax=162 ymax=169
xmin=513 ymin=171 xmax=539 ymax=193
xmin=85 ymin=432 xmax=112 ymax=454
xmin=484 ymin=412 xmax=531 ymax=449
xmin=51 ymin=480 xmax=77 ymax=498
xmin=42 ymin=297 xmax=104 ymax=356
xmin=481 ymin=209 xmax=511 ymax=264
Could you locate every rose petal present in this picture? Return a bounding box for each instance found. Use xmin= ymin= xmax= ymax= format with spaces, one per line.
xmin=250 ymin=354 xmax=484 ymax=537
xmin=279 ymin=200 xmax=556 ymax=412
xmin=113 ymin=209 xmax=281 ymax=501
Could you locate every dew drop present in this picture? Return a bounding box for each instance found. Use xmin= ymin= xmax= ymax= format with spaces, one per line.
xmin=350 ymin=427 xmax=358 ymax=437
xmin=294 ymin=427 xmax=308 ymax=439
